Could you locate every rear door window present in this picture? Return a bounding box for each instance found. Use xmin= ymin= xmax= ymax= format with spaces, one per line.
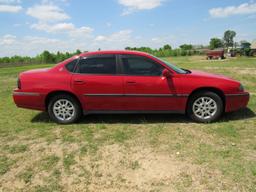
xmin=77 ymin=55 xmax=117 ymax=75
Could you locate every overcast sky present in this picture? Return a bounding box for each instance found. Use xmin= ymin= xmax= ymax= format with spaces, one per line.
xmin=0 ymin=0 xmax=255 ymax=56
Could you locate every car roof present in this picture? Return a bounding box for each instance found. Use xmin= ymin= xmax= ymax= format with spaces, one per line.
xmin=79 ymin=50 xmax=151 ymax=57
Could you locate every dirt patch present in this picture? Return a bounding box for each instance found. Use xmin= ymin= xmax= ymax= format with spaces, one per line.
xmin=0 ymin=138 xmax=80 ymax=191
xmin=57 ymin=144 xmax=228 ymax=192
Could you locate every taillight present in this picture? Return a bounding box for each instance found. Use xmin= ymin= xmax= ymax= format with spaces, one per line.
xmin=17 ymin=78 xmax=21 ymax=89
xmin=239 ymin=84 xmax=244 ymax=92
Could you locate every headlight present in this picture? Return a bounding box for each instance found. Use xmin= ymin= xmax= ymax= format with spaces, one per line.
xmin=239 ymin=84 xmax=244 ymax=92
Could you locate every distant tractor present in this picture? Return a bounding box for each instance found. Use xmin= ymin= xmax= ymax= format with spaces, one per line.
xmin=207 ymin=49 xmax=225 ymax=60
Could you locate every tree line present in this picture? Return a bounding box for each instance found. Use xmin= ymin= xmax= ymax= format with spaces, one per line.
xmin=125 ymin=44 xmax=202 ymax=57
xmin=127 ymin=30 xmax=254 ymax=57
xmin=0 ymin=50 xmax=82 ymax=66
xmin=0 ymin=30 xmax=254 ymax=66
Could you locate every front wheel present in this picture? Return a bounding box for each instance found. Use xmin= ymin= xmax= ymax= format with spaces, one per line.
xmin=187 ymin=91 xmax=223 ymax=123
xmin=48 ymin=94 xmax=82 ymax=124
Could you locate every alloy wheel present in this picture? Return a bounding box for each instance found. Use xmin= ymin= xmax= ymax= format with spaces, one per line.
xmin=192 ymin=97 xmax=217 ymax=120
xmin=53 ymin=99 xmax=75 ymax=121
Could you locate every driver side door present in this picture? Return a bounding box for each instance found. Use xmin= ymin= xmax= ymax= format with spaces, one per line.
xmin=120 ymin=55 xmax=182 ymax=111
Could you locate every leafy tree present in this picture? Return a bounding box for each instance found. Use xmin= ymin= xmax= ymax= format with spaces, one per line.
xmin=223 ymin=30 xmax=236 ymax=48
xmin=172 ymin=49 xmax=178 ymax=56
xmin=163 ymin=44 xmax=172 ymax=50
xmin=180 ymin=44 xmax=193 ymax=50
xmin=75 ymin=49 xmax=82 ymax=55
xmin=40 ymin=50 xmax=54 ymax=63
xmin=209 ymin=38 xmax=223 ymax=50
xmin=126 ymin=46 xmax=154 ymax=54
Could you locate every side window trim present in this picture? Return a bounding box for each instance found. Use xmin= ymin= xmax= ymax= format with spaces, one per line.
xmin=119 ymin=54 xmax=164 ymax=76
xmin=72 ymin=58 xmax=80 ymax=73
xmin=74 ymin=57 xmax=82 ymax=73
xmin=65 ymin=58 xmax=79 ymax=73
xmin=116 ymin=54 xmax=124 ymax=75
xmin=74 ymin=54 xmax=118 ymax=75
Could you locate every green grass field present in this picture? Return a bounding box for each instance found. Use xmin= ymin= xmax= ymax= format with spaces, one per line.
xmin=0 ymin=56 xmax=255 ymax=191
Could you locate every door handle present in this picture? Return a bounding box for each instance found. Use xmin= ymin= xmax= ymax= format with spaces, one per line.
xmin=74 ymin=80 xmax=85 ymax=85
xmin=126 ymin=81 xmax=136 ymax=84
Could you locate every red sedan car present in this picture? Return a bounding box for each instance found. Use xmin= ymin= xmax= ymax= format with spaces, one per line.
xmin=13 ymin=50 xmax=249 ymax=124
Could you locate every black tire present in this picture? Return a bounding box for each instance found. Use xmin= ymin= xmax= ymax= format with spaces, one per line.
xmin=48 ymin=94 xmax=82 ymax=124
xmin=187 ymin=91 xmax=223 ymax=123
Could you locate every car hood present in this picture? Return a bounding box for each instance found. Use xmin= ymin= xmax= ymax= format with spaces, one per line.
xmin=189 ymin=70 xmax=238 ymax=82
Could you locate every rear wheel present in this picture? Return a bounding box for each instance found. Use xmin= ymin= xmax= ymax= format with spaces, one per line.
xmin=48 ymin=94 xmax=82 ymax=124
xmin=187 ymin=91 xmax=223 ymax=123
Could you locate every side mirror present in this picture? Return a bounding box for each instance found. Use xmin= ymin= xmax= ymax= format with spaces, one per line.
xmin=162 ymin=69 xmax=172 ymax=78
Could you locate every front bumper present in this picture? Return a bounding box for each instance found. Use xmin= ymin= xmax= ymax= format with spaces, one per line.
xmin=13 ymin=89 xmax=45 ymax=111
xmin=225 ymin=92 xmax=250 ymax=112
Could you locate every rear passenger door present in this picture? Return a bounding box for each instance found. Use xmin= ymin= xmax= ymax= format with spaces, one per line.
xmin=71 ymin=54 xmax=124 ymax=111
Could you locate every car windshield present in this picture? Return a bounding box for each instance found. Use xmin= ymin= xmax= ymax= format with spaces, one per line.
xmin=151 ymin=55 xmax=188 ymax=74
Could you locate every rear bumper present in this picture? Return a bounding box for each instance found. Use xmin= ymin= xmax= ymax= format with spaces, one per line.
xmin=225 ymin=92 xmax=250 ymax=112
xmin=13 ymin=89 xmax=45 ymax=111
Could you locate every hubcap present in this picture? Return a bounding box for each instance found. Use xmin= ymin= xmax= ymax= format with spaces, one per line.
xmin=53 ymin=99 xmax=75 ymax=121
xmin=192 ymin=97 xmax=217 ymax=120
